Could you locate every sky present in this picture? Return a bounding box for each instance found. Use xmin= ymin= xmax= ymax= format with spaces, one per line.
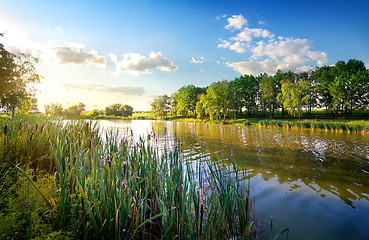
xmin=1 ymin=0 xmax=369 ymax=111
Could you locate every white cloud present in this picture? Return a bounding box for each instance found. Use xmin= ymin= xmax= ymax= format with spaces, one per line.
xmin=115 ymin=51 xmax=178 ymax=75
xmin=217 ymin=39 xmax=231 ymax=49
xmin=52 ymin=43 xmax=106 ymax=66
xmin=56 ymin=26 xmax=62 ymax=31
xmin=226 ymin=61 xmax=260 ymax=75
xmin=109 ymin=53 xmax=118 ymax=64
xmin=191 ymin=56 xmax=205 ymax=64
xmin=225 ymin=14 xmax=247 ymax=30
xmin=366 ymin=62 xmax=369 ymax=69
xmin=219 ymin=14 xmax=329 ymax=75
xmin=63 ymin=82 xmax=145 ymax=96
xmin=258 ymin=20 xmax=266 ymax=25
xmin=229 ymin=42 xmax=247 ymax=53
xmin=233 ymin=27 xmax=274 ymax=42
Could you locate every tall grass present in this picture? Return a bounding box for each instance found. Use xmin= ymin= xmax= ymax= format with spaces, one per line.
xmin=256 ymin=119 xmax=369 ymax=133
xmin=1 ymin=116 xmax=262 ymax=239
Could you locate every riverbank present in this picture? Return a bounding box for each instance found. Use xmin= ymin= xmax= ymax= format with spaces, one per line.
xmin=0 ymin=115 xmax=261 ymax=239
xmin=168 ymin=117 xmax=369 ymax=133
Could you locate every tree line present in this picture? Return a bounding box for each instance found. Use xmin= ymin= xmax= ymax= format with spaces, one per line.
xmin=44 ymin=103 xmax=133 ymax=118
xmin=151 ymin=59 xmax=369 ymax=120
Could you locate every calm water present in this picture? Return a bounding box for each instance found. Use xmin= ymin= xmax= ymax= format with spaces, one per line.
xmin=99 ymin=120 xmax=369 ymax=240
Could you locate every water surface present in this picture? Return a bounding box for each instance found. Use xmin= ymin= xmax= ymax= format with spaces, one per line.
xmin=99 ymin=120 xmax=369 ymax=240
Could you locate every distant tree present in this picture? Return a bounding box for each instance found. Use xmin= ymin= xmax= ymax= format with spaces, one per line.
xmin=205 ymin=80 xmax=231 ymax=121
xmin=121 ymin=104 xmax=133 ymax=117
xmin=175 ymin=85 xmax=205 ymax=117
xmin=150 ymin=95 xmax=170 ymax=119
xmin=230 ymin=74 xmax=259 ymax=117
xmin=277 ymin=78 xmax=310 ymax=119
xmin=195 ymin=93 xmax=207 ymax=120
xmin=259 ymin=73 xmax=278 ymax=118
xmin=0 ymin=36 xmax=41 ymax=116
xmin=65 ymin=102 xmax=86 ymax=118
xmin=44 ymin=103 xmax=64 ymax=116
xmin=17 ymin=97 xmax=38 ymax=114
xmin=328 ymin=59 xmax=369 ymax=116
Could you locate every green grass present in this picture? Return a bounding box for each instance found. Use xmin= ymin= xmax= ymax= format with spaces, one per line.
xmin=0 ymin=115 xmax=271 ymax=239
xmin=254 ymin=119 xmax=369 ymax=133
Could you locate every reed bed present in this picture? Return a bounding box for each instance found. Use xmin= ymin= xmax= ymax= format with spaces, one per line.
xmin=256 ymin=119 xmax=369 ymax=133
xmin=0 ymin=116 xmax=260 ymax=239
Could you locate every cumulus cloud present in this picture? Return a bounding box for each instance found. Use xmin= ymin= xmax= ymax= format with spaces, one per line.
xmin=258 ymin=20 xmax=266 ymax=25
xmin=219 ymin=14 xmax=329 ymax=75
xmin=63 ymin=82 xmax=145 ymax=96
xmin=191 ymin=56 xmax=205 ymax=64
xmin=233 ymin=27 xmax=274 ymax=42
xmin=115 ymin=51 xmax=178 ymax=75
xmin=225 ymin=14 xmax=247 ymax=30
xmin=52 ymin=43 xmax=106 ymax=66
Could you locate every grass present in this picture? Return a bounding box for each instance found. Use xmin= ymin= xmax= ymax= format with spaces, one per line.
xmin=255 ymin=119 xmax=369 ymax=133
xmin=0 ymin=115 xmax=278 ymax=239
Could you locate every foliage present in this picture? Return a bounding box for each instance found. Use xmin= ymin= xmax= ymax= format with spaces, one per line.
xmin=105 ymin=103 xmax=133 ymax=117
xmin=150 ymin=94 xmax=171 ymax=119
xmin=0 ymin=37 xmax=41 ymax=116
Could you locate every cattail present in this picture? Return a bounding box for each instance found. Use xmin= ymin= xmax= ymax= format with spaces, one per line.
xmin=35 ymin=123 xmax=38 ymax=131
xmin=4 ymin=125 xmax=7 ymax=135
xmin=19 ymin=123 xmax=22 ymax=130
xmin=85 ymin=122 xmax=89 ymax=133
xmin=40 ymin=124 xmax=45 ymax=133
xmin=30 ymin=132 xmax=34 ymax=141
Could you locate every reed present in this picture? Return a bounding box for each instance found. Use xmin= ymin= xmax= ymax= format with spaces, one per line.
xmin=255 ymin=119 xmax=369 ymax=133
xmin=1 ymin=116 xmax=262 ymax=239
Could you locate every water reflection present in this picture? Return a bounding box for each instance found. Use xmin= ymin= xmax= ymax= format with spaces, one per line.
xmin=99 ymin=120 xmax=369 ymax=239
xmin=148 ymin=121 xmax=369 ymax=209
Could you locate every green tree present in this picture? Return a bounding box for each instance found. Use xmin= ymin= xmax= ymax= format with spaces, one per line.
xmin=174 ymin=85 xmax=205 ymax=117
xmin=230 ymin=74 xmax=259 ymax=117
xmin=150 ymin=94 xmax=170 ymax=119
xmin=120 ymin=104 xmax=133 ymax=117
xmin=277 ymin=78 xmax=310 ymax=118
xmin=205 ymin=80 xmax=231 ymax=121
xmin=259 ymin=73 xmax=278 ymax=118
xmin=195 ymin=93 xmax=207 ymax=120
xmin=0 ymin=36 xmax=41 ymax=116
xmin=328 ymin=59 xmax=369 ymax=116
xmin=44 ymin=103 xmax=64 ymax=116
xmin=65 ymin=102 xmax=86 ymax=118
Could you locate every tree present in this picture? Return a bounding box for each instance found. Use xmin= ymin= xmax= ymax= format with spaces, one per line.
xmin=150 ymin=95 xmax=170 ymax=119
xmin=44 ymin=103 xmax=64 ymax=116
xmin=195 ymin=93 xmax=207 ymax=120
xmin=174 ymin=85 xmax=205 ymax=117
xmin=205 ymin=80 xmax=231 ymax=121
xmin=328 ymin=59 xmax=369 ymax=116
xmin=277 ymin=78 xmax=310 ymax=119
xmin=121 ymin=104 xmax=133 ymax=117
xmin=0 ymin=36 xmax=41 ymax=116
xmin=259 ymin=73 xmax=278 ymax=118
xmin=230 ymin=74 xmax=259 ymax=117
xmin=65 ymin=102 xmax=86 ymax=118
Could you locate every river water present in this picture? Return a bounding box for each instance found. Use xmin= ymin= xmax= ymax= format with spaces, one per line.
xmin=99 ymin=120 xmax=369 ymax=240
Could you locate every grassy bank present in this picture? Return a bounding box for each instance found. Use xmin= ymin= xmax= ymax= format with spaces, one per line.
xmin=0 ymin=115 xmax=262 ymax=239
xmin=169 ymin=117 xmax=369 ymax=133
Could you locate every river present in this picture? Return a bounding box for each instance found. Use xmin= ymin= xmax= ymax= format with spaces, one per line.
xmin=99 ymin=119 xmax=369 ymax=240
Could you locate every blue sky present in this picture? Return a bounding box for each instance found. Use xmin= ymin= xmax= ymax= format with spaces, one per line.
xmin=1 ymin=0 xmax=368 ymax=111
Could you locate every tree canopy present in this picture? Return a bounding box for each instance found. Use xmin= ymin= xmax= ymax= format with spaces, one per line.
xmin=0 ymin=36 xmax=41 ymax=115
xmin=150 ymin=59 xmax=369 ymax=120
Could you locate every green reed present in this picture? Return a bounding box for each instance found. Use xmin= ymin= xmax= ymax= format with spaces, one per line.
xmin=255 ymin=119 xmax=369 ymax=133
xmin=1 ymin=115 xmax=256 ymax=239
